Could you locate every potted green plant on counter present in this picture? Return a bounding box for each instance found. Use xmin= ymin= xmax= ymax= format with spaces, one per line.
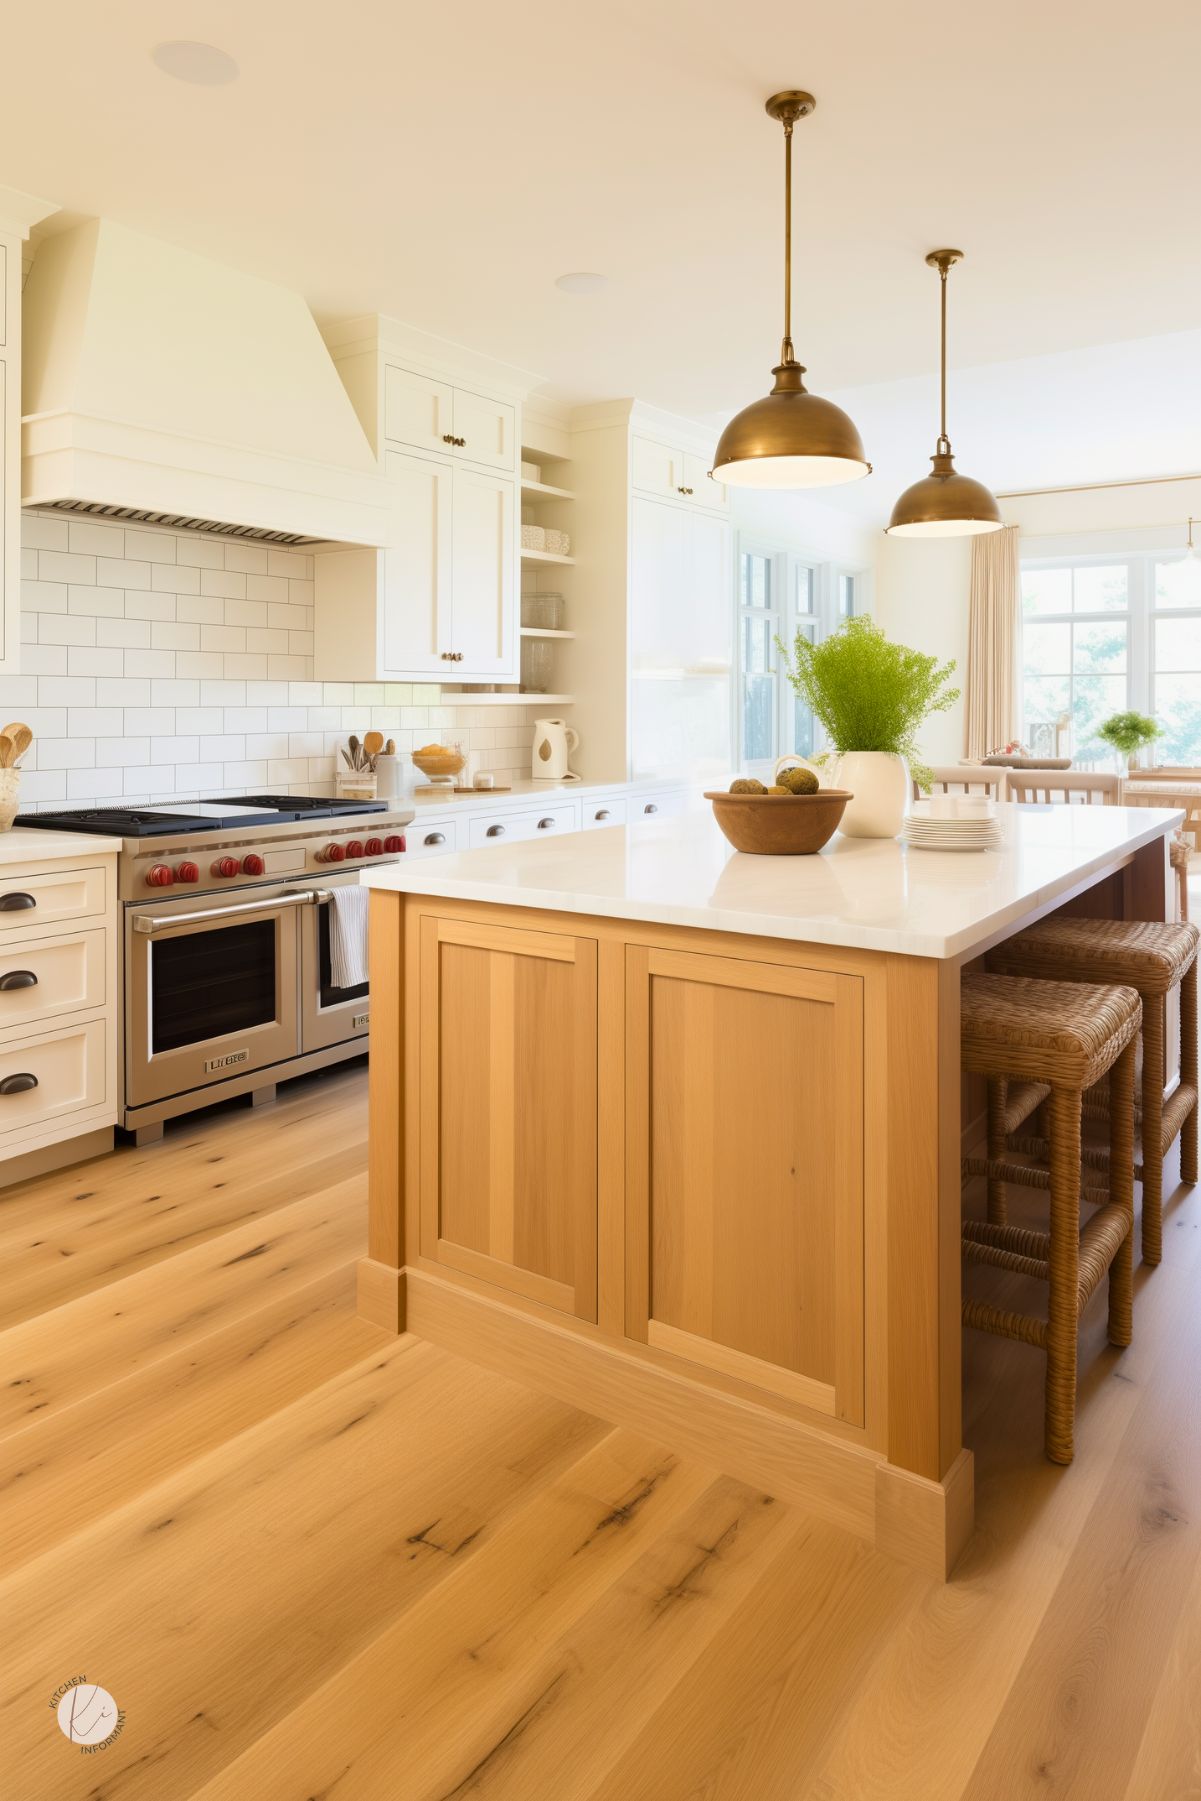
xmin=776 ymin=616 xmax=959 ymax=838
xmin=1097 ymin=710 xmax=1161 ymax=773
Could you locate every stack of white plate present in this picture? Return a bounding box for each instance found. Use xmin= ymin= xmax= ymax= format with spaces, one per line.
xmin=903 ymin=797 xmax=1003 ymax=853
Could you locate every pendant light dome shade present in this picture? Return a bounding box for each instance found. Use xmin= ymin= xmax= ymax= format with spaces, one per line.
xmin=711 ymin=92 xmax=870 ymax=491
xmin=886 ymin=250 xmax=1002 ymax=537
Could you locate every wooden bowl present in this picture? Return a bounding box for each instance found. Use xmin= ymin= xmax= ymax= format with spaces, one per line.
xmin=412 ymin=750 xmax=466 ymax=781
xmin=704 ymin=789 xmax=853 ymax=855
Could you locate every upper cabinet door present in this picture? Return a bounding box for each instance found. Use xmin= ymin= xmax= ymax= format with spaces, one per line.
xmin=681 ymin=451 xmax=727 ymax=511
xmin=380 ymin=451 xmax=453 ymax=676
xmin=450 ymin=468 xmax=516 ymax=678
xmin=452 ymin=389 xmax=517 ymax=473
xmin=383 ymin=364 xmax=455 ymax=457
xmin=631 ymin=435 xmax=681 ymax=501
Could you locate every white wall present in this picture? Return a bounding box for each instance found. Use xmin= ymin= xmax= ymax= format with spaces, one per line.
xmin=731 ymin=486 xmax=877 ymax=576
xmin=872 ymin=534 xmax=971 ymax=764
xmin=7 ymin=511 xmax=534 ymax=809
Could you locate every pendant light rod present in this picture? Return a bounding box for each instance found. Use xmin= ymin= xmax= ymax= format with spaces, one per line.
xmin=765 ymin=92 xmax=814 ymax=368
xmin=925 ymin=249 xmax=962 ymax=454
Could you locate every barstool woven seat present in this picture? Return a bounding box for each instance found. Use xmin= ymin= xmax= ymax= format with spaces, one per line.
xmin=991 ymin=917 xmax=1199 ymax=1265
xmin=960 ymin=973 xmax=1140 ymax=1464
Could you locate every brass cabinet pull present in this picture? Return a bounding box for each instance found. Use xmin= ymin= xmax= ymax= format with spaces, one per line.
xmin=0 ymin=970 xmax=37 ymax=991
xmin=595 ymin=809 xmax=611 ymax=820
xmin=440 ymin=651 xmax=464 ymax=661
xmin=442 ymin=433 xmax=456 ymax=444
xmin=0 ymin=892 xmax=35 ymax=911
xmin=537 ymin=817 xmax=555 ymax=830
xmin=486 ymin=823 xmax=505 ymax=837
xmin=643 ymin=803 xmax=659 ymax=814
xmin=424 ymin=832 xmax=446 ymax=846
xmin=677 ymin=485 xmax=694 ymax=496
xmin=0 ymin=1071 xmax=37 ymax=1095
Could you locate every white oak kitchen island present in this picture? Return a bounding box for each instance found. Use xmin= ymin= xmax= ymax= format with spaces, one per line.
xmin=361 ymin=800 xmax=1183 ymax=1576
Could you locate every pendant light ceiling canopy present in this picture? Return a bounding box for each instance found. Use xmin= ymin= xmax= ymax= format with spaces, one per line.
xmin=711 ymin=92 xmax=871 ymax=491
xmin=886 ymin=250 xmax=1003 ymax=537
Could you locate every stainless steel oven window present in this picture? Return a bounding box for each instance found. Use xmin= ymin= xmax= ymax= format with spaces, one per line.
xmin=149 ymin=917 xmax=280 ymax=1052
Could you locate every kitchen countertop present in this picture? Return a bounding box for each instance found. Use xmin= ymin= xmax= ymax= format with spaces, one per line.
xmin=363 ymin=800 xmax=1186 ymax=960
xmin=401 ymin=774 xmax=687 ymax=816
xmin=0 ymin=826 xmax=123 ymax=863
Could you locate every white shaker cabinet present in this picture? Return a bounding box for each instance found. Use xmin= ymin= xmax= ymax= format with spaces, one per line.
xmin=631 ymin=433 xmax=727 ymax=513
xmin=449 ymin=466 xmax=515 ymax=675
xmin=383 ymin=365 xmax=516 ymax=474
xmin=0 ymin=189 xmax=59 ymax=675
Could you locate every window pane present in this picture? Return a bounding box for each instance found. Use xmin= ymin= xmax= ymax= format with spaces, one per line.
xmin=1073 ymin=619 xmax=1127 ymax=674
xmin=742 ymin=675 xmax=775 ymax=761
xmin=838 ymin=573 xmax=855 ymax=618
xmin=1073 ymin=565 xmax=1127 ymax=612
xmin=742 ymin=614 xmax=772 ymax=675
xmin=741 ymin=552 xmax=771 ymax=609
xmin=795 ymin=565 xmax=816 ymax=616
xmin=1022 ymin=569 xmax=1071 ymax=616
xmin=1155 ymin=615 xmax=1201 ymax=674
xmin=1024 ymin=621 xmax=1071 ymax=675
xmin=1023 ymin=674 xmax=1071 ymax=732
xmin=790 ymin=620 xmax=816 ymax=755
xmin=1154 ymin=674 xmax=1201 ymax=764
xmin=1072 ymin=674 xmax=1127 ymax=761
xmin=1155 ymin=558 xmax=1201 ymax=610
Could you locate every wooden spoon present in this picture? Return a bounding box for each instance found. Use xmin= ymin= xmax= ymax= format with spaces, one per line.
xmin=347 ymin=734 xmax=362 ymax=770
xmin=363 ymin=730 xmax=384 ymax=759
xmin=1 ymin=723 xmax=31 ymax=763
xmin=384 ymin=739 xmax=396 ymax=757
xmin=0 ymin=734 xmax=15 ymax=770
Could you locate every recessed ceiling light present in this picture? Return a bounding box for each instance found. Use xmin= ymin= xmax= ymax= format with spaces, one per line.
xmin=555 ymin=272 xmax=608 ymax=296
xmin=151 ymin=41 xmax=239 ymax=86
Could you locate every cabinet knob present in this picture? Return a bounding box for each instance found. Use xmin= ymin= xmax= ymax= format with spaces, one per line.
xmin=424 ymin=832 xmax=446 ymax=846
xmin=442 ymin=433 xmax=456 ymax=444
xmin=455 ymin=436 xmax=466 ymax=447
xmin=677 ymin=485 xmax=694 ymax=496
xmin=486 ymin=823 xmax=505 ymax=837
xmin=0 ymin=969 xmax=37 ymax=991
xmin=0 ymin=1072 xmax=38 ymax=1095
xmin=0 ymin=892 xmax=35 ymax=911
xmin=537 ymin=817 xmax=555 ymax=830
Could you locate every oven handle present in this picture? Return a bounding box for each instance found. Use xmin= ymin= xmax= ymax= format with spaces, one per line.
xmin=132 ymin=887 xmax=335 ymax=936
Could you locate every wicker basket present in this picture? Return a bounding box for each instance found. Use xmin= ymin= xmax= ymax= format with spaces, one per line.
xmin=520 ymin=525 xmax=546 ymax=551
xmin=544 ymin=528 xmax=571 ymax=555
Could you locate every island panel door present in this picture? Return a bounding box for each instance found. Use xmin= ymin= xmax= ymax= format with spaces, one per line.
xmin=418 ymin=915 xmax=598 ymax=1320
xmin=625 ymin=945 xmax=864 ymax=1425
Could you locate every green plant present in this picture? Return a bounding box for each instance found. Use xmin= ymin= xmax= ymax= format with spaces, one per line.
xmin=775 ymin=616 xmax=959 ymax=790
xmin=1097 ymin=711 xmax=1161 ymax=755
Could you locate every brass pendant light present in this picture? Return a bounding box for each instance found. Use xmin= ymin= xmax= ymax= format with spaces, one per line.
xmin=886 ymin=250 xmax=1002 ymax=536
xmin=711 ymin=92 xmax=871 ymax=490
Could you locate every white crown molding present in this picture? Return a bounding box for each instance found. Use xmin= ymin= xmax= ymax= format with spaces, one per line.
xmin=0 ymin=185 xmax=59 ymax=240
xmin=322 ymin=313 xmax=544 ymax=403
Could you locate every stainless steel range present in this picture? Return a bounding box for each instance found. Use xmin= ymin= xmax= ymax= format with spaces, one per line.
xmin=17 ymin=795 xmax=415 ymax=1142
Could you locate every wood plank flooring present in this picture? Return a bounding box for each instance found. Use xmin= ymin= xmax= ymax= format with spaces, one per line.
xmin=3 ymin=1055 xmax=1201 ymax=1798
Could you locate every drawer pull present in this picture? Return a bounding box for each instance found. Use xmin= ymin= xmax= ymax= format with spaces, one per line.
xmin=424 ymin=832 xmax=446 ymax=847
xmin=0 ymin=970 xmax=37 ymax=991
xmin=537 ymin=817 xmax=556 ymax=830
xmin=643 ymin=803 xmax=659 ymax=814
xmin=595 ymin=809 xmax=611 ymax=820
xmin=486 ymin=824 xmax=506 ymax=838
xmin=0 ymin=892 xmax=35 ymax=911
xmin=0 ymin=1072 xmax=38 ymax=1095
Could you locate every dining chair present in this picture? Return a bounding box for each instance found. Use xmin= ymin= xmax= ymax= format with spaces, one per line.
xmin=1005 ymin=770 xmax=1120 ymax=806
xmin=914 ymin=765 xmax=1008 ymax=803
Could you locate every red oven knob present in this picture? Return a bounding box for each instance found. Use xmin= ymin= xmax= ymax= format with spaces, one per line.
xmin=344 ymin=840 xmax=365 ymax=859
xmin=175 ymin=861 xmax=200 ymax=884
xmin=320 ymin=842 xmax=345 ymax=863
xmin=383 ymin=834 xmax=404 ymax=853
xmin=211 ymin=856 xmax=240 ymax=878
xmin=242 ymin=853 xmax=265 ymax=876
xmin=364 ymin=837 xmax=383 ymax=857
xmin=145 ymin=864 xmax=173 ymax=888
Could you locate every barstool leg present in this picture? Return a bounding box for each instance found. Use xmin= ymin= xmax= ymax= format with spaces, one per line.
xmin=1142 ymin=996 xmax=1167 ymax=1266
xmin=1107 ymin=1040 xmax=1135 ymax=1349
xmin=1046 ymin=1086 xmax=1082 ymax=1465
xmin=1181 ymin=961 xmax=1198 ymax=1186
xmin=987 ymin=1077 xmax=1008 ymax=1225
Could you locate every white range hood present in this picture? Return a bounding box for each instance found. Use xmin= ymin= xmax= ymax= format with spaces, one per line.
xmin=21 ymin=219 xmax=389 ymax=545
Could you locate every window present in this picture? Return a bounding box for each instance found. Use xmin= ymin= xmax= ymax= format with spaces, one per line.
xmin=1021 ymin=545 xmax=1201 ymax=765
xmin=736 ymin=543 xmax=865 ymax=770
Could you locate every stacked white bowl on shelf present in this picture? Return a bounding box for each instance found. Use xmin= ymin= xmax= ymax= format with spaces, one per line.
xmin=903 ymin=793 xmax=1003 ymax=852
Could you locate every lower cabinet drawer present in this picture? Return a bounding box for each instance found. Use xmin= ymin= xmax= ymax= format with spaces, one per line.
xmin=0 ymin=865 xmax=107 ymax=931
xmin=0 ymin=928 xmax=107 ymax=1034
xmin=407 ymin=820 xmax=459 ymax=858
xmin=469 ymin=804 xmax=579 ymax=849
xmin=631 ymin=788 xmax=691 ymax=820
xmin=0 ymin=1017 xmax=108 ymax=1138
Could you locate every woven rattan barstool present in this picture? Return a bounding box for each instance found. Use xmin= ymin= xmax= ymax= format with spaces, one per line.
xmin=961 ymin=973 xmax=1140 ymax=1464
xmin=991 ymin=918 xmax=1199 ymax=1266
xmin=1171 ymin=837 xmax=1191 ymax=922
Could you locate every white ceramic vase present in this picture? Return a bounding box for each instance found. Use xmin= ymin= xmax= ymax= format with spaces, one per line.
xmin=828 ymin=751 xmax=910 ymax=839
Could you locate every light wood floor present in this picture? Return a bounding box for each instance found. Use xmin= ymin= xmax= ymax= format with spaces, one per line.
xmin=3 ymin=1060 xmax=1201 ymax=1799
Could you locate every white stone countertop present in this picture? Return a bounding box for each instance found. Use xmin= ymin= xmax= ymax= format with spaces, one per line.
xmin=363 ymin=800 xmax=1186 ymax=960
xmin=401 ymin=774 xmax=684 ymax=817
xmin=0 ymin=826 xmax=123 ymax=863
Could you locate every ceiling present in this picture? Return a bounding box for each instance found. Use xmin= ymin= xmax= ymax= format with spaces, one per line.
xmin=4 ymin=0 xmax=1200 ymax=488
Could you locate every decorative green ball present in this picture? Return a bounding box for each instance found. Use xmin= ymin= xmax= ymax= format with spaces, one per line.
xmin=729 ymin=777 xmax=767 ymax=795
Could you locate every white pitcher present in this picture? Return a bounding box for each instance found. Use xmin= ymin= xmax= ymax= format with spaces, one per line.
xmin=532 ymin=719 xmax=580 ymax=781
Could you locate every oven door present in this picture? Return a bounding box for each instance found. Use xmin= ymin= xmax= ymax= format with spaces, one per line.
xmin=125 ymin=882 xmax=315 ymax=1107
xmin=299 ymin=870 xmax=376 ymax=1054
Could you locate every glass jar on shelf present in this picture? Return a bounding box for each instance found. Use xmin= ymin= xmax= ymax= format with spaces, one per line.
xmin=521 ymin=637 xmax=554 ymax=693
xmin=521 ymin=591 xmax=564 ymax=631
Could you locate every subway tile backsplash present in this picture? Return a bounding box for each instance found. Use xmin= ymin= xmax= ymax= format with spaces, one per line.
xmin=7 ymin=513 xmax=536 ymax=808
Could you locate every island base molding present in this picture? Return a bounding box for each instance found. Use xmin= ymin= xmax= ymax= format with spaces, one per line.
xmin=375 ymin=1262 xmax=973 ymax=1578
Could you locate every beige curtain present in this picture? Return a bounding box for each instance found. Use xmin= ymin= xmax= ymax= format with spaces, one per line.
xmin=964 ymin=524 xmax=1020 ymax=760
